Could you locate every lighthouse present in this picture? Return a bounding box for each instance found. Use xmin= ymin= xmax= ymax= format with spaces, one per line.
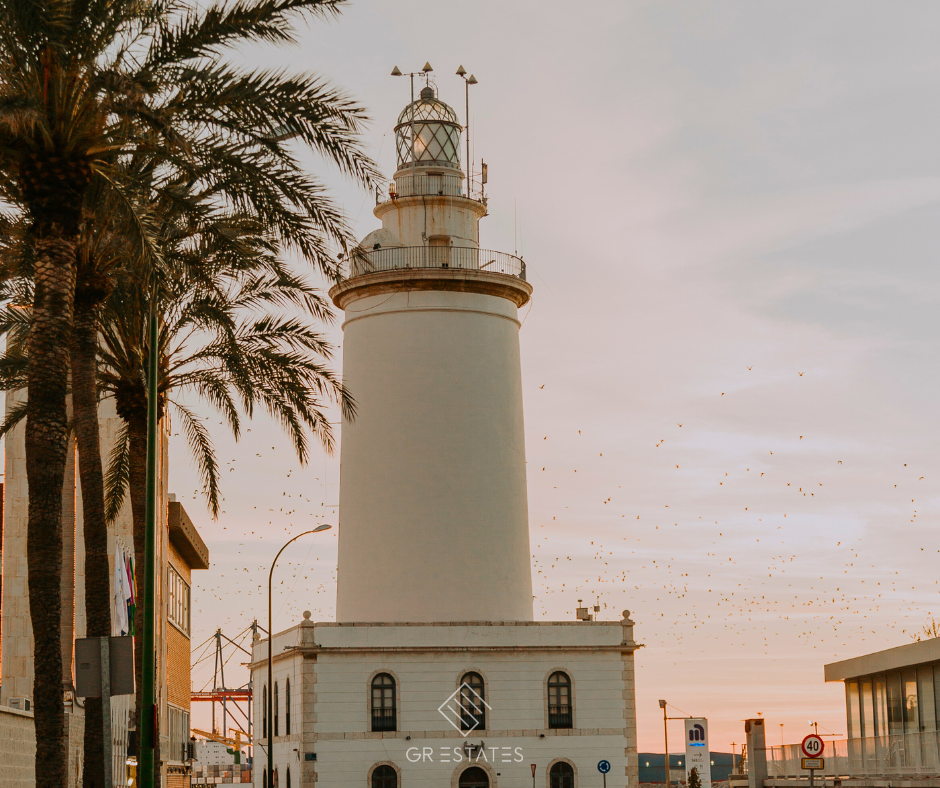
xmin=252 ymin=71 xmax=640 ymax=788
xmin=331 ymin=79 xmax=534 ymax=623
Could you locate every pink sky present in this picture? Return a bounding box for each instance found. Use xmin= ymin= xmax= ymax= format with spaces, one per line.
xmin=179 ymin=1 xmax=940 ymax=753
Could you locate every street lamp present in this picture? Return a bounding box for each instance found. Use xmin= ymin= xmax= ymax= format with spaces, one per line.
xmin=659 ymin=700 xmax=669 ymax=788
xmin=267 ymin=524 xmax=332 ymax=787
xmin=140 ymin=278 xmax=161 ymax=788
xmin=455 ymin=65 xmax=478 ymax=196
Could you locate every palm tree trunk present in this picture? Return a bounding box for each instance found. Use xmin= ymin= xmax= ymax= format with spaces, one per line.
xmin=71 ymin=297 xmax=111 ymax=788
xmin=128 ymin=411 xmax=159 ymax=770
xmin=26 ymin=233 xmax=77 ymax=788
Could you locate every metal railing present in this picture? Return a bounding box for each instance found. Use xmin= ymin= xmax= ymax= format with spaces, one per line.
xmin=766 ymin=733 xmax=940 ymax=777
xmin=371 ymin=707 xmax=396 ymax=732
xmin=344 ymin=246 xmax=526 ymax=281
xmin=548 ymin=705 xmax=573 ymax=729
xmin=377 ymin=172 xmax=486 ymax=204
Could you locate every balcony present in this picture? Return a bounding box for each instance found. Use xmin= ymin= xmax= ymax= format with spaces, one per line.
xmin=548 ymin=705 xmax=572 ymax=729
xmin=343 ymin=246 xmax=526 ymax=282
xmin=371 ymin=707 xmax=396 ymax=732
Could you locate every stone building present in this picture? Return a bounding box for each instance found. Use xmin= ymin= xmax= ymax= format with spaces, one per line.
xmin=249 ymin=75 xmax=641 ymax=788
xmin=0 ymin=397 xmax=208 ymax=788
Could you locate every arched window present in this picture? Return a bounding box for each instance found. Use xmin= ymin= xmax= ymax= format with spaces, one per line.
xmin=274 ymin=768 xmax=279 ymax=788
xmin=274 ymin=681 xmax=280 ymax=737
xmin=286 ymin=767 xmax=291 ymax=788
xmin=459 ymin=766 xmax=490 ymax=788
xmin=262 ymin=768 xmax=267 ymax=788
xmin=460 ymin=672 xmax=486 ymax=731
xmin=262 ymin=685 xmax=268 ymax=739
xmin=550 ymin=762 xmax=575 ymax=788
xmin=372 ymin=764 xmax=398 ymax=788
xmin=371 ymin=673 xmax=397 ymax=732
xmin=286 ymin=678 xmax=291 ymax=736
xmin=548 ymin=672 xmax=572 ymax=729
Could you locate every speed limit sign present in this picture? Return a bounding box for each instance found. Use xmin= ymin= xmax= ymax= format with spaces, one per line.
xmin=801 ymin=735 xmax=824 ymax=757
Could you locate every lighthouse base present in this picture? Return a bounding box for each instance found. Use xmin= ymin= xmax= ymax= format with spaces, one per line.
xmin=250 ymin=615 xmax=641 ymax=788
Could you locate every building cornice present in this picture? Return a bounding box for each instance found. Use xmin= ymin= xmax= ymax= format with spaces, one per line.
xmin=247 ymin=641 xmax=642 ymax=671
xmin=374 ymin=193 xmax=488 ymax=221
xmin=330 ymin=268 xmax=532 ymax=309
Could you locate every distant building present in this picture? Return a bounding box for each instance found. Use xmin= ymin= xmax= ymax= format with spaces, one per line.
xmin=250 ymin=77 xmax=641 ymax=788
xmin=638 ymin=753 xmax=736 ymax=783
xmin=0 ymin=396 xmax=209 ymax=788
xmin=194 ymin=739 xmax=247 ymax=767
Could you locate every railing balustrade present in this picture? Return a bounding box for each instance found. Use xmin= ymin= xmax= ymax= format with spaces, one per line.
xmin=765 ymin=732 xmax=940 ymax=777
xmin=371 ymin=707 xmax=396 ymax=732
xmin=343 ymin=246 xmax=526 ymax=282
xmin=548 ymin=705 xmax=573 ymax=729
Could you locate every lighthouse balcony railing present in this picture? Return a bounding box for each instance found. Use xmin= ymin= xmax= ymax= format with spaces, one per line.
xmin=343 ymin=246 xmax=526 ymax=282
xmin=376 ymin=172 xmax=486 ymax=204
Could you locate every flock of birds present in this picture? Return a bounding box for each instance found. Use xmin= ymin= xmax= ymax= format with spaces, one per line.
xmin=178 ymin=364 xmax=935 ymax=738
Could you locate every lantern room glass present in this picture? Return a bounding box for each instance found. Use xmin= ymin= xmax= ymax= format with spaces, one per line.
xmin=395 ymin=87 xmax=462 ymax=171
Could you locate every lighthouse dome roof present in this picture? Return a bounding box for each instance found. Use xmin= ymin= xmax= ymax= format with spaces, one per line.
xmin=397 ymin=85 xmax=458 ymax=125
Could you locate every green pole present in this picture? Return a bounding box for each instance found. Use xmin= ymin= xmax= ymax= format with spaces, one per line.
xmin=140 ymin=300 xmax=159 ymax=787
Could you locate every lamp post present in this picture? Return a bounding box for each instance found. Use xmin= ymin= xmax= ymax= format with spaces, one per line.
xmin=659 ymin=700 xmax=669 ymax=788
xmin=267 ymin=525 xmax=332 ymax=787
xmin=456 ymin=66 xmax=478 ymax=196
xmin=140 ymin=283 xmax=160 ymax=787
xmin=391 ymin=62 xmax=433 ymax=190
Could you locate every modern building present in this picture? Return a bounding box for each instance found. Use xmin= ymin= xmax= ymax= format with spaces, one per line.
xmin=823 ymin=638 xmax=940 ymax=775
xmin=250 ymin=75 xmax=641 ymax=788
xmin=0 ymin=396 xmax=209 ymax=788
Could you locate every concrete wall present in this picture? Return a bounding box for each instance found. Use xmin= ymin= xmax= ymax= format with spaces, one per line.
xmin=0 ymin=706 xmax=36 ymax=788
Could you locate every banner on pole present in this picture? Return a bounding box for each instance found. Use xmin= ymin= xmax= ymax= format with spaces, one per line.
xmin=684 ymin=718 xmax=712 ymax=788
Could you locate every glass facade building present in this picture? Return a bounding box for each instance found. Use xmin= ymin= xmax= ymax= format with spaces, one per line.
xmin=820 ymin=638 xmax=940 ymax=776
xmin=844 ymin=663 xmax=940 ymax=738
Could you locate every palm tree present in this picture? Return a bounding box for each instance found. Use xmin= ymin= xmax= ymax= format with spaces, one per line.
xmin=0 ymin=212 xmax=355 ymax=777
xmin=0 ymin=0 xmax=374 ymax=782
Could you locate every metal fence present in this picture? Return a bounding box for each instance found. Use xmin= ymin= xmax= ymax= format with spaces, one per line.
xmin=344 ymin=246 xmax=526 ymax=281
xmin=766 ymin=733 xmax=940 ymax=777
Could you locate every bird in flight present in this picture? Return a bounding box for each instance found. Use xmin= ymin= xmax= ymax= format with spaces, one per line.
xmin=798 ymin=372 xmax=804 ymax=376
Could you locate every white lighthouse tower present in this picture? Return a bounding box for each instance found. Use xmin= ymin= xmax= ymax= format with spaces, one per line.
xmin=251 ymin=71 xmax=640 ymax=788
xmin=331 ymin=79 xmax=534 ymax=623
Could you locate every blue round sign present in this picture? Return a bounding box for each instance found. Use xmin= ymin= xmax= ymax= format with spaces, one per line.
xmin=598 ymin=760 xmax=611 ymax=774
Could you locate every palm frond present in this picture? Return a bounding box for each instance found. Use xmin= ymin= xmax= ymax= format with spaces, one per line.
xmin=104 ymin=417 xmax=131 ymax=525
